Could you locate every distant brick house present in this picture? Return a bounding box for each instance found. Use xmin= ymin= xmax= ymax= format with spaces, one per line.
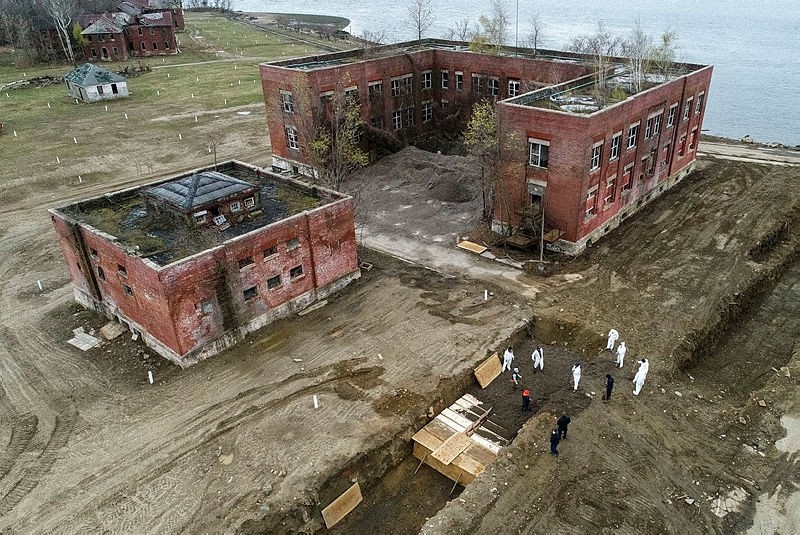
xmin=260 ymin=39 xmax=712 ymax=254
xmin=50 ymin=161 xmax=360 ymax=366
xmin=65 ymin=63 xmax=129 ymax=102
xmin=80 ymin=0 xmax=182 ymax=61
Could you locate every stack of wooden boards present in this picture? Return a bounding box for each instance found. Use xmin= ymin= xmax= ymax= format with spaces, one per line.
xmin=411 ymin=393 xmax=510 ymax=485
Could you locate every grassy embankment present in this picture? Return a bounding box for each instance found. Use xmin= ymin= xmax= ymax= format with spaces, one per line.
xmin=0 ymin=12 xmax=354 ymax=205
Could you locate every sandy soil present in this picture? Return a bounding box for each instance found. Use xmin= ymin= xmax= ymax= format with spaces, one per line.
xmin=0 ymin=131 xmax=798 ymax=535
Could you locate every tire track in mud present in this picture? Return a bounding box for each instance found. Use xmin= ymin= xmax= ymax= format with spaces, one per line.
xmin=0 ymin=405 xmax=77 ymax=516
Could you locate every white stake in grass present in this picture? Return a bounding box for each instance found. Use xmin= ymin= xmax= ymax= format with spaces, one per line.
xmin=148 ymin=371 xmax=154 ymax=384
xmin=484 ymin=289 xmax=488 ymax=301
xmin=78 ymin=175 xmax=82 ymax=183
xmin=105 ymin=105 xmax=108 ymax=111
xmin=47 ymin=102 xmax=51 ymax=108
xmin=37 ymin=280 xmax=43 ymax=290
xmin=313 ymin=394 xmax=319 ymax=409
xmin=56 ymin=156 xmax=60 ymax=164
xmin=73 ymin=136 xmax=77 ymax=144
xmin=178 ymin=133 xmax=182 ymax=140
xmin=195 ymin=116 xmax=198 ymax=122
xmin=124 ymin=113 xmax=128 ymax=119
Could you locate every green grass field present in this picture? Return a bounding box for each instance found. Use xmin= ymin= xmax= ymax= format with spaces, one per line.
xmin=0 ymin=12 xmax=354 ymax=207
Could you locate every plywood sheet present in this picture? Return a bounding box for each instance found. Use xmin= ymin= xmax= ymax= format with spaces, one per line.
xmin=456 ymin=240 xmax=488 ymax=254
xmin=474 ymin=353 xmax=502 ymax=388
xmin=321 ymin=482 xmax=362 ymax=529
xmin=431 ymin=432 xmax=472 ymax=465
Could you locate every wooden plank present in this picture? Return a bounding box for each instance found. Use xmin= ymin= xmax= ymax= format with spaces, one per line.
xmin=431 ymin=432 xmax=472 ymax=465
xmin=543 ymin=229 xmax=565 ymax=243
xmin=321 ymin=482 xmax=363 ymax=529
xmin=474 ymin=353 xmax=502 ymax=388
xmin=414 ymin=442 xmax=480 ymax=485
xmin=440 ymin=408 xmax=475 ymax=431
xmin=456 ymin=240 xmax=488 ymax=254
xmin=435 ymin=412 xmax=468 ymax=434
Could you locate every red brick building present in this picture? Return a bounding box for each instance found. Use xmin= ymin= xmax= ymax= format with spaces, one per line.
xmin=259 ymin=40 xmax=712 ymax=254
xmin=80 ymin=0 xmax=183 ymax=62
xmin=50 ymin=161 xmax=360 ymax=366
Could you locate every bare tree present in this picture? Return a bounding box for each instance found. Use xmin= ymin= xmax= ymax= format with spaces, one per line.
xmin=567 ymin=21 xmax=622 ymax=91
xmin=406 ymin=0 xmax=434 ymax=42
xmin=38 ymin=0 xmax=78 ymax=62
xmin=621 ymin=19 xmax=653 ymax=93
xmin=207 ymin=132 xmax=225 ymax=170
xmin=443 ymin=18 xmax=471 ymax=41
xmin=650 ymin=30 xmax=679 ymax=82
xmin=526 ymin=12 xmax=544 ymax=54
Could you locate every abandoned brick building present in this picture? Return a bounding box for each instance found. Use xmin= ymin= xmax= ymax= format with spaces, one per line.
xmin=260 ymin=39 xmax=712 ymax=254
xmin=50 ymin=161 xmax=360 ymax=366
xmin=79 ymin=0 xmax=184 ymax=62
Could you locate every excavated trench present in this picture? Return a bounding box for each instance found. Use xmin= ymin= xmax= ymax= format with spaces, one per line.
xmin=241 ymin=318 xmax=603 ymax=535
xmin=245 ymin=204 xmax=800 ymax=535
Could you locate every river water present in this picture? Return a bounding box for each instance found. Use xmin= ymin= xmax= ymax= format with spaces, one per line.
xmin=233 ymin=0 xmax=799 ymax=146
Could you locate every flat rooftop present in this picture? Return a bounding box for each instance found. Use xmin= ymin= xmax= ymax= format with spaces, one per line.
xmin=56 ymin=162 xmax=330 ymax=267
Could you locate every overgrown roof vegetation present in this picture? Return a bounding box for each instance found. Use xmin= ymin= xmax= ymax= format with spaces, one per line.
xmin=62 ymin=165 xmax=324 ymax=266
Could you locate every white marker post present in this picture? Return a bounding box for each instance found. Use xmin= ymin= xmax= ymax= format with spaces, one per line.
xmin=56 ymin=156 xmax=60 ymax=164
xmin=157 ymin=90 xmax=160 ymax=96
xmin=124 ymin=113 xmax=128 ymax=119
xmin=73 ymin=136 xmax=77 ymax=144
xmin=37 ymin=280 xmax=43 ymax=290
xmin=313 ymin=394 xmax=319 ymax=409
xmin=178 ymin=133 xmax=182 ymax=140
xmin=13 ymin=131 xmax=17 ymax=137
xmin=195 ymin=115 xmax=198 ymax=122
xmin=47 ymin=102 xmax=51 ymax=108
xmin=78 ymin=175 xmax=82 ymax=183
xmin=167 ymin=72 xmax=170 ymax=78
xmin=148 ymin=371 xmax=154 ymax=384
xmin=105 ymin=105 xmax=108 ymax=111
xmin=484 ymin=289 xmax=488 ymax=301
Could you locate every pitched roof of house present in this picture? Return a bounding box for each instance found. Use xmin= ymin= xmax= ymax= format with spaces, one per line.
xmin=117 ymin=1 xmax=144 ymax=16
xmin=81 ymin=15 xmax=126 ymax=35
xmin=64 ymin=63 xmax=127 ymax=86
xmin=138 ymin=11 xmax=173 ymax=27
xmin=145 ymin=172 xmax=256 ymax=210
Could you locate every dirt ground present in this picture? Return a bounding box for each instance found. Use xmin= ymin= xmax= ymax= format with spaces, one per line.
xmin=0 ymin=129 xmax=799 ymax=535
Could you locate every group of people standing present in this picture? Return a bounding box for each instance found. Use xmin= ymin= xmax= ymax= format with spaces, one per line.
xmin=499 ymin=327 xmax=652 ymax=456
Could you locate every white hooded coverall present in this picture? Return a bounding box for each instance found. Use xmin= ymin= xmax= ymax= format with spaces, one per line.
xmin=532 ymin=348 xmax=544 ymax=370
xmin=606 ymin=328 xmax=619 ymax=350
xmin=502 ymin=348 xmax=514 ymax=372
xmin=615 ymin=342 xmax=626 ymax=368
xmin=572 ymin=364 xmax=581 ymax=391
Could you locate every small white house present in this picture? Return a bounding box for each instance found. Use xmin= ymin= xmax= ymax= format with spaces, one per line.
xmin=65 ymin=63 xmax=129 ymax=103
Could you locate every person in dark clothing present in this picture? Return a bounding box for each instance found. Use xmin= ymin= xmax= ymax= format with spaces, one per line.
xmin=557 ymin=414 xmax=571 ymax=439
xmin=522 ymin=389 xmax=531 ymax=411
xmin=604 ymin=374 xmax=615 ymax=402
xmin=550 ymin=429 xmax=560 ymax=455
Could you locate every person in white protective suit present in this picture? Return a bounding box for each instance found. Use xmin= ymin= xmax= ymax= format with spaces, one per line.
xmin=606 ymin=328 xmax=619 ymax=351
xmin=615 ymin=341 xmax=627 ymax=368
xmin=572 ymin=362 xmax=582 ymax=391
xmin=633 ymin=359 xmax=648 ymax=395
xmin=532 ymin=346 xmax=544 ymax=372
xmin=501 ymin=346 xmax=515 ymax=372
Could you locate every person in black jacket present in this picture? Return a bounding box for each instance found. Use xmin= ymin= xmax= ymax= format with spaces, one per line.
xmin=550 ymin=429 xmax=560 ymax=456
xmin=557 ymin=414 xmax=571 ymax=439
xmin=604 ymin=374 xmax=615 ymax=402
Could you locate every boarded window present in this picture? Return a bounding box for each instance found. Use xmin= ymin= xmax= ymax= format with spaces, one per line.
xmin=263 ymin=245 xmax=277 ymax=258
xmin=290 ymin=265 xmax=304 ymax=279
xmin=238 ymin=256 xmax=254 ymax=269
xmin=267 ymin=275 xmax=282 ymax=289
xmin=243 ymin=286 xmax=258 ymax=301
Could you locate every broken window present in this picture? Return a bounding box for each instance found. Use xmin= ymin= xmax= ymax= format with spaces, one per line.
xmin=290 ymin=265 xmax=304 ymax=279
xmin=263 ymin=245 xmax=278 ymax=258
xmin=267 ymin=275 xmax=282 ymax=289
xmin=243 ymin=286 xmax=258 ymax=301
xmin=391 ymin=79 xmax=401 ymax=97
xmin=684 ymin=98 xmax=692 ymax=120
xmin=488 ymin=77 xmax=499 ymax=96
xmin=230 ymin=201 xmax=242 ymax=212
xmin=195 ymin=299 xmax=213 ymax=315
xmin=440 ymin=70 xmax=449 ymax=89
xmin=122 ymin=283 xmax=133 ymax=296
xmin=238 ymin=256 xmax=254 ymax=269
xmin=455 ymin=71 xmax=463 ymax=90
xmin=422 ymin=101 xmax=433 ymax=123
xmin=610 ymin=133 xmax=621 ymax=161
xmin=627 ymin=123 xmax=639 ymax=149
xmin=97 ymin=85 xmax=104 ymax=95
xmin=421 ymin=71 xmax=432 ymax=90
xmin=404 ymin=107 xmax=414 ymax=128
xmin=280 ymin=90 xmax=294 ymax=113
xmin=590 ymin=143 xmax=602 ymax=171
xmin=97 ymin=266 xmax=106 ymax=281
xmin=117 ymin=264 xmax=127 ymax=277
xmin=370 ymin=116 xmax=385 ymax=129
xmin=368 ymin=80 xmax=382 ymax=98
xmin=605 ymin=176 xmax=616 ymax=204
xmin=695 ymin=93 xmax=704 ymax=114
xmin=667 ymin=104 xmax=678 ymax=127
xmin=244 ymin=197 xmax=255 ymax=209
xmin=622 ymin=164 xmax=634 ymax=191
xmin=585 ymin=186 xmax=598 ymax=218
xmin=392 ymin=110 xmax=402 ymax=130
xmin=286 ymin=237 xmax=300 ymax=251
xmin=284 ymin=126 xmax=299 ymax=150
xmin=472 ymin=74 xmax=483 ymax=94
xmin=528 ymin=138 xmax=549 ymax=169
xmin=90 ymin=248 xmax=98 ymax=259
